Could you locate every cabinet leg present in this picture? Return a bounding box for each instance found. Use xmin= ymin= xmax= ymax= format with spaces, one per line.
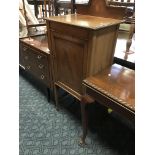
xmin=50 ymin=89 xmax=55 ymax=102
xmin=47 ymin=88 xmax=51 ymax=103
xmin=79 ymin=95 xmax=94 ymax=146
xmin=54 ymin=84 xmax=59 ymax=110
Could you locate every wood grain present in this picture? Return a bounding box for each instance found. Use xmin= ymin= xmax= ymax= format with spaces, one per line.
xmin=75 ymin=0 xmax=127 ymax=19
xmin=46 ymin=14 xmax=122 ymax=100
xmin=84 ymin=64 xmax=135 ymax=110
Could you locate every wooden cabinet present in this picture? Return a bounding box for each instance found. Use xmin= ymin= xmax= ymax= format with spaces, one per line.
xmin=19 ymin=35 xmax=52 ymax=88
xmin=46 ymin=14 xmax=122 ymax=100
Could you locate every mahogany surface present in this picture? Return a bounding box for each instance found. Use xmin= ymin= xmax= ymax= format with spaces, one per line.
xmin=46 ymin=14 xmax=122 ymax=102
xmin=75 ymin=0 xmax=127 ymax=19
xmin=80 ymin=64 xmax=135 ymax=145
xmin=84 ymin=64 xmax=135 ymax=110
xmin=20 ymin=35 xmax=50 ymax=54
xmin=45 ymin=14 xmax=123 ymax=30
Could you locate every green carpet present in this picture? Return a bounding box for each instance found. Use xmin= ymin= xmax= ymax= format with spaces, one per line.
xmin=19 ymin=73 xmax=135 ymax=155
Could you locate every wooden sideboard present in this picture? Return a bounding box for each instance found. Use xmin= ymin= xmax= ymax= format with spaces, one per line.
xmin=20 ymin=35 xmax=52 ymax=87
xmin=19 ymin=35 xmax=53 ymax=101
xmin=46 ymin=14 xmax=122 ymax=105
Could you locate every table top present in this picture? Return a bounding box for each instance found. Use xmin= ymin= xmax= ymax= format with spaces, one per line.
xmin=45 ymin=14 xmax=123 ymax=30
xmin=83 ymin=64 xmax=135 ymax=111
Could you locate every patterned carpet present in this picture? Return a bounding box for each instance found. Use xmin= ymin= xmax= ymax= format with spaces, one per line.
xmin=19 ymin=72 xmax=135 ymax=155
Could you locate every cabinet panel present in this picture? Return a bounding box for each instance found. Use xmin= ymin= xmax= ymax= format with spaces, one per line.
xmin=53 ymin=35 xmax=86 ymax=94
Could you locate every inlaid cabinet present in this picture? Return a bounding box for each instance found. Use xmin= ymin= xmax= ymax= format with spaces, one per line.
xmin=46 ymin=14 xmax=122 ymax=101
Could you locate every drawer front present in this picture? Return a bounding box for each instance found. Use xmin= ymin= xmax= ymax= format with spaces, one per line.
xmin=22 ymin=44 xmax=50 ymax=85
xmin=49 ymin=21 xmax=89 ymax=40
xmin=28 ymin=48 xmax=49 ymax=73
xmin=22 ymin=45 xmax=33 ymax=66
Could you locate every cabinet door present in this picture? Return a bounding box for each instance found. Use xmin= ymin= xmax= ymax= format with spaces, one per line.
xmin=52 ymin=32 xmax=87 ymax=94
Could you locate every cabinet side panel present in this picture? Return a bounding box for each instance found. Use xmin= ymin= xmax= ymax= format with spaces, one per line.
xmin=89 ymin=25 xmax=119 ymax=75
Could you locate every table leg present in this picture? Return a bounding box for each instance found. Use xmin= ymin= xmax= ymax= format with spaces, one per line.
xmin=126 ymin=23 xmax=135 ymax=54
xmin=79 ymin=96 xmax=94 ymax=146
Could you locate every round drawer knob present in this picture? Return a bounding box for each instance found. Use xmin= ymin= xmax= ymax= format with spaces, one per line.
xmin=38 ymin=64 xmax=44 ymax=69
xmin=40 ymin=75 xmax=45 ymax=79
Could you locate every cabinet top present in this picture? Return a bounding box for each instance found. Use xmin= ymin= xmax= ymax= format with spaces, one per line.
xmin=45 ymin=14 xmax=123 ymax=30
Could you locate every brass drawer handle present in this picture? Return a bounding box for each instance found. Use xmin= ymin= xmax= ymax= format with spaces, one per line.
xmin=24 ymin=56 xmax=28 ymax=60
xmin=38 ymin=64 xmax=44 ymax=69
xmin=23 ymin=47 xmax=28 ymax=51
xmin=27 ymin=66 xmax=31 ymax=69
xmin=40 ymin=75 xmax=45 ymax=79
xmin=37 ymin=55 xmax=42 ymax=59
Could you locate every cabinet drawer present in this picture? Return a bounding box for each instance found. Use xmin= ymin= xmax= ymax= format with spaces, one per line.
xmin=49 ymin=21 xmax=89 ymax=40
xmin=22 ymin=46 xmax=34 ymax=66
xmin=22 ymin=45 xmax=48 ymax=69
xmin=33 ymin=71 xmax=49 ymax=85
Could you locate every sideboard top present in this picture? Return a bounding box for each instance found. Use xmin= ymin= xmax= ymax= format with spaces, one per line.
xmin=45 ymin=14 xmax=123 ymax=30
xmin=20 ymin=35 xmax=50 ymax=54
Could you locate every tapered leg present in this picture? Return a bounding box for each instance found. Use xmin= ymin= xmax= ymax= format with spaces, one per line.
xmin=126 ymin=23 xmax=135 ymax=54
xmin=79 ymin=101 xmax=87 ymax=146
xmin=79 ymin=96 xmax=94 ymax=146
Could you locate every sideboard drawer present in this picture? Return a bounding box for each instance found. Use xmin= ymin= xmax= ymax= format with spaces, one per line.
xmin=21 ymin=44 xmax=50 ymax=85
